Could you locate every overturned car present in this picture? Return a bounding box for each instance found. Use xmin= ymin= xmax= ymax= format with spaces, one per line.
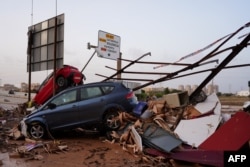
xmin=32 ymin=65 xmax=85 ymax=107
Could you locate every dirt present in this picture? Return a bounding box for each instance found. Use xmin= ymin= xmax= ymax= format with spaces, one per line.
xmin=2 ymin=131 xmax=144 ymax=167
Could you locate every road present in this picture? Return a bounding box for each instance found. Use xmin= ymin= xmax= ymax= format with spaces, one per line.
xmin=0 ymin=90 xmax=32 ymax=110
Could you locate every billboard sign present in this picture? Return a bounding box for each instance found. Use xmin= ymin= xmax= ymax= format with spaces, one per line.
xmin=27 ymin=14 xmax=64 ymax=72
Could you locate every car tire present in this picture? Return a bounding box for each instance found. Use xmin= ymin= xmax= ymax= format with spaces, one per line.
xmin=56 ymin=76 xmax=67 ymax=87
xmin=28 ymin=122 xmax=47 ymax=139
xmin=103 ymin=108 xmax=121 ymax=131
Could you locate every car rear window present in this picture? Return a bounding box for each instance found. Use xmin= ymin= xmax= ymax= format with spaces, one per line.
xmin=101 ymin=86 xmax=114 ymax=94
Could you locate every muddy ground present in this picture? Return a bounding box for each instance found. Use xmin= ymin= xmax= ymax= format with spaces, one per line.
xmin=4 ymin=132 xmax=143 ymax=167
xmin=1 ymin=118 xmax=154 ymax=167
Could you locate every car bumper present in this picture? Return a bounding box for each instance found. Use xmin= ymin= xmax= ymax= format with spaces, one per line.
xmin=20 ymin=118 xmax=28 ymax=137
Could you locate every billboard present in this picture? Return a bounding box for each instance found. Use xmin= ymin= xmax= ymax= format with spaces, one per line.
xmin=27 ymin=14 xmax=64 ymax=72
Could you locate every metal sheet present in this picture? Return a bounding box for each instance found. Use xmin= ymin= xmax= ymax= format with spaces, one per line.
xmin=144 ymin=148 xmax=224 ymax=167
xmin=199 ymin=111 xmax=250 ymax=150
xmin=131 ymin=126 xmax=143 ymax=152
xmin=194 ymin=93 xmax=221 ymax=115
xmin=174 ymin=115 xmax=222 ymax=147
xmin=142 ymin=123 xmax=182 ymax=153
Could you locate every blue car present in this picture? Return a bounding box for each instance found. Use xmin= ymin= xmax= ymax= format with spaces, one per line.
xmin=21 ymin=82 xmax=138 ymax=139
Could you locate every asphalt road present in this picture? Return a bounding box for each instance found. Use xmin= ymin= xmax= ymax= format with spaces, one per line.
xmin=0 ymin=90 xmax=30 ymax=110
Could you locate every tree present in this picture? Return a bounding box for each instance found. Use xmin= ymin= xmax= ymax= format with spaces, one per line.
xmin=164 ymin=87 xmax=170 ymax=94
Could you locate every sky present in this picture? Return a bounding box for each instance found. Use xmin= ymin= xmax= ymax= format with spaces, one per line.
xmin=0 ymin=0 xmax=250 ymax=93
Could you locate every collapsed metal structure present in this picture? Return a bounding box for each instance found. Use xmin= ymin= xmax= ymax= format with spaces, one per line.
xmin=96 ymin=22 xmax=250 ymax=101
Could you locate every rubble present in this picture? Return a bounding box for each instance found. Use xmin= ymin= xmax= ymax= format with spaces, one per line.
xmin=1 ymin=92 xmax=249 ymax=166
xmin=0 ymin=104 xmax=69 ymax=165
xmin=104 ymin=92 xmax=250 ymax=166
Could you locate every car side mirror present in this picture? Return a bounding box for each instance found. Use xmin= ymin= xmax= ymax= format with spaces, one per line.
xmin=48 ymin=103 xmax=57 ymax=109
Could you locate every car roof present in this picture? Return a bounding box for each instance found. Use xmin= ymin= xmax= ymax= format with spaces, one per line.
xmin=59 ymin=81 xmax=124 ymax=93
xmin=83 ymin=81 xmax=123 ymax=87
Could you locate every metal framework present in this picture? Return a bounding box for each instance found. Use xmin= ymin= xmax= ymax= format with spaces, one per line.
xmin=94 ymin=22 xmax=250 ymax=101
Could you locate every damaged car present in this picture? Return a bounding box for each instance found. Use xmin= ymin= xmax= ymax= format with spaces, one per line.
xmin=20 ymin=81 xmax=138 ymax=139
xmin=32 ymin=65 xmax=85 ymax=107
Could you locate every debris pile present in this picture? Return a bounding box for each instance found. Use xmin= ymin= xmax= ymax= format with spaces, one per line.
xmin=105 ymin=92 xmax=250 ymax=166
xmin=15 ymin=139 xmax=68 ymax=161
xmin=0 ymin=105 xmax=69 ymax=165
xmin=1 ymin=92 xmax=249 ymax=166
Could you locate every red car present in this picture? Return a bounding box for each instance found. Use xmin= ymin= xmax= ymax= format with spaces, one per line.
xmin=32 ymin=65 xmax=85 ymax=106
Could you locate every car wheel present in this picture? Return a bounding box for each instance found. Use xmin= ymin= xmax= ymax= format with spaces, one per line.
xmin=103 ymin=108 xmax=121 ymax=131
xmin=56 ymin=76 xmax=67 ymax=87
xmin=29 ymin=122 xmax=46 ymax=139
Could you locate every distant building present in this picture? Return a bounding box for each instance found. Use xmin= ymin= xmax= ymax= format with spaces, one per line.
xmin=207 ymin=84 xmax=219 ymax=95
xmin=152 ymin=87 xmax=165 ymax=92
xmin=142 ymin=86 xmax=164 ymax=93
xmin=185 ymin=85 xmax=191 ymax=95
xmin=143 ymin=86 xmax=153 ymax=93
xmin=213 ymin=84 xmax=219 ymax=94
xmin=178 ymin=85 xmax=184 ymax=91
xmin=108 ymin=80 xmax=142 ymax=94
xmin=20 ymin=82 xmax=40 ymax=92
xmin=236 ymin=90 xmax=250 ymax=96
xmin=178 ymin=84 xmax=219 ymax=95
xmin=21 ymin=82 xmax=28 ymax=92
xmin=3 ymin=84 xmax=14 ymax=91
xmin=31 ymin=83 xmax=40 ymax=91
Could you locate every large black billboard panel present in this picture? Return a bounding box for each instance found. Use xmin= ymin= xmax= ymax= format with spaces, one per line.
xmin=27 ymin=14 xmax=64 ymax=72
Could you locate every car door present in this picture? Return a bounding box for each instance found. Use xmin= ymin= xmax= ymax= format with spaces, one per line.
xmin=42 ymin=89 xmax=79 ymax=130
xmin=78 ymin=86 xmax=106 ymax=124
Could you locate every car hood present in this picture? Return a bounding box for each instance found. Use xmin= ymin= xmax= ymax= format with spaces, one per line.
xmin=25 ymin=107 xmax=41 ymax=118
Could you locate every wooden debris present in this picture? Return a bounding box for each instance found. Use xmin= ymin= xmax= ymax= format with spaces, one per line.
xmin=7 ymin=125 xmax=23 ymax=140
xmin=25 ymin=138 xmax=38 ymax=144
xmin=183 ymin=105 xmax=201 ymax=119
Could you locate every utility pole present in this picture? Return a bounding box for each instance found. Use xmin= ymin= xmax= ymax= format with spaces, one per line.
xmin=117 ymin=53 xmax=122 ymax=79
